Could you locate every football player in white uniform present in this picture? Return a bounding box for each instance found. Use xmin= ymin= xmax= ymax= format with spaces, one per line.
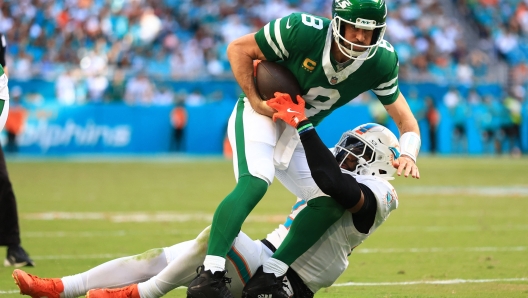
xmin=13 ymin=113 xmax=400 ymax=298
xmin=241 ymin=94 xmax=401 ymax=298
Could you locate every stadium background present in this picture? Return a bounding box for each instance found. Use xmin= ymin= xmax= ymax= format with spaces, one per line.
xmin=1 ymin=0 xmax=527 ymax=155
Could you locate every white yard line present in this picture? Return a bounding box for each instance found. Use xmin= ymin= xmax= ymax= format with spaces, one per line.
xmin=354 ymin=246 xmax=527 ymax=253
xmin=383 ymin=224 xmax=528 ymax=232
xmin=27 ymin=226 xmax=528 ymax=238
xmin=10 ymin=246 xmax=525 ymax=262
xmin=21 ymin=211 xmax=528 ymax=225
xmin=22 ymin=212 xmax=285 ymax=223
xmin=2 ymin=278 xmax=527 ymax=295
xmin=31 ymin=253 xmax=127 ymax=260
xmin=24 ymin=231 xmax=128 ymax=237
xmin=398 ymin=186 xmax=528 ymax=196
xmin=333 ymin=277 xmax=528 ymax=286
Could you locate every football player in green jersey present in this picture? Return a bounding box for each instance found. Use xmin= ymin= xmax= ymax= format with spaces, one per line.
xmin=187 ymin=1 xmax=421 ymax=297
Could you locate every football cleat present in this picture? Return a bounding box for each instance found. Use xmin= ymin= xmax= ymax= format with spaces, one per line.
xmin=86 ymin=284 xmax=140 ymax=298
xmin=242 ymin=266 xmax=289 ymax=298
xmin=12 ymin=269 xmax=64 ymax=298
xmin=187 ymin=265 xmax=234 ymax=298
xmin=4 ymin=246 xmax=35 ymax=267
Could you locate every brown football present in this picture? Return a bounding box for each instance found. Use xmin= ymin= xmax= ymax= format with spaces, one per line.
xmin=254 ymin=60 xmax=302 ymax=104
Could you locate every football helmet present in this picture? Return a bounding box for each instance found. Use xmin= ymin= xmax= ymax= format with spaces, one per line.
xmin=331 ymin=0 xmax=387 ymax=60
xmin=334 ymin=123 xmax=400 ymax=180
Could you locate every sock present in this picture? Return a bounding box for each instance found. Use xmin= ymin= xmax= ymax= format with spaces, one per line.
xmin=62 ymin=249 xmax=168 ymax=297
xmin=272 ymin=196 xmax=345 ymax=265
xmin=207 ymin=175 xmax=268 ymax=257
xmin=263 ymin=258 xmax=289 ymax=277
xmin=139 ymin=236 xmax=210 ymax=298
xmin=203 ymin=255 xmax=226 ymax=273
xmin=61 ymin=275 xmax=83 ymax=298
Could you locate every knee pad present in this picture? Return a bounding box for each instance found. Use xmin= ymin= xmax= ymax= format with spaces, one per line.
xmin=246 ymin=156 xmax=275 ymax=185
xmin=194 ymin=226 xmax=211 ymax=254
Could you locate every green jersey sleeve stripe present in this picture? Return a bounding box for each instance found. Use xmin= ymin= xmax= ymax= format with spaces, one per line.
xmin=274 ymin=18 xmax=289 ymax=58
xmin=375 ymin=76 xmax=398 ymax=90
xmin=372 ymin=85 xmax=398 ymax=96
xmin=264 ymin=22 xmax=284 ymax=60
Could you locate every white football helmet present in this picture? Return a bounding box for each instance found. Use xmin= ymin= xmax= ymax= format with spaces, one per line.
xmin=334 ymin=123 xmax=400 ymax=180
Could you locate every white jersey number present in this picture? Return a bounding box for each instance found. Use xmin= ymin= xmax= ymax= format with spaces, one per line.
xmin=301 ymin=14 xmax=324 ymax=30
xmin=378 ymin=40 xmax=394 ymax=52
xmin=303 ymin=86 xmax=341 ymax=117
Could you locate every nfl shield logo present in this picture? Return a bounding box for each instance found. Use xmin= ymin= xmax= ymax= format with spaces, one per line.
xmin=331 ymin=76 xmax=338 ymax=84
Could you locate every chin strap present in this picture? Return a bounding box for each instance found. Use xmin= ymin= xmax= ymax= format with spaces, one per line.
xmin=399 ymin=132 xmax=421 ymax=163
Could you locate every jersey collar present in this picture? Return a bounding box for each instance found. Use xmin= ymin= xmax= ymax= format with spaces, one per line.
xmin=322 ymin=27 xmax=367 ymax=85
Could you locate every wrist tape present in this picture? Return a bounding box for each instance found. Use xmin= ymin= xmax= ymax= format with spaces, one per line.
xmin=399 ymin=132 xmax=421 ymax=163
xmin=296 ymin=120 xmax=313 ymax=135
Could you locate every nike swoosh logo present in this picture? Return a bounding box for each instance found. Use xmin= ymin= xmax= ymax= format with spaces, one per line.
xmin=287 ymin=108 xmax=300 ymax=113
xmin=286 ymin=18 xmax=292 ymax=29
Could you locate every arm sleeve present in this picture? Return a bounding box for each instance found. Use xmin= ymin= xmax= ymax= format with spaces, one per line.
xmin=299 ymin=128 xmax=363 ymax=209
xmin=353 ymin=184 xmax=377 ymax=234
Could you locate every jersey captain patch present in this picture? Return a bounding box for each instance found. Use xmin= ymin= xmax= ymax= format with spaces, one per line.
xmin=303 ymin=58 xmax=316 ymax=72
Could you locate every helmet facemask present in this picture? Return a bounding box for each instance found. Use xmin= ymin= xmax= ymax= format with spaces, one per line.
xmin=331 ymin=16 xmax=386 ymax=61
xmin=335 ymin=135 xmax=375 ymax=176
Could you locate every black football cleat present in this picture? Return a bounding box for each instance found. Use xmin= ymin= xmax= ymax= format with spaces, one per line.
xmin=4 ymin=246 xmax=35 ymax=267
xmin=242 ymin=266 xmax=289 ymax=298
xmin=187 ymin=266 xmax=234 ymax=298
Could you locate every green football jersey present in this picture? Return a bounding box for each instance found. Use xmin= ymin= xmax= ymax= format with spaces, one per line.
xmin=254 ymin=12 xmax=400 ymax=126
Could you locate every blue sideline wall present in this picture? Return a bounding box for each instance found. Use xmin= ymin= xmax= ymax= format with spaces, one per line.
xmin=5 ymin=101 xmax=527 ymax=155
xmin=4 ymin=80 xmax=527 ymax=155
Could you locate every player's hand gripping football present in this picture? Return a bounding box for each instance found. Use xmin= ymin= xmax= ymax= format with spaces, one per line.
xmin=266 ymin=92 xmax=307 ymax=127
xmin=392 ymin=155 xmax=420 ymax=179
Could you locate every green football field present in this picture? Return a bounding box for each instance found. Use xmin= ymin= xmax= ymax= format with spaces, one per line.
xmin=1 ymin=156 xmax=528 ymax=297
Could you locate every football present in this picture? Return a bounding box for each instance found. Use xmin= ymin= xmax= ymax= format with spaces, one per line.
xmin=254 ymin=60 xmax=302 ymax=103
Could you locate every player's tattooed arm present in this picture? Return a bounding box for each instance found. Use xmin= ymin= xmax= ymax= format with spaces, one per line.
xmin=384 ymin=93 xmax=421 ymax=179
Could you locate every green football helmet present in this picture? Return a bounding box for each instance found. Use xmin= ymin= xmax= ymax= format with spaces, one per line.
xmin=331 ymin=0 xmax=387 ymax=61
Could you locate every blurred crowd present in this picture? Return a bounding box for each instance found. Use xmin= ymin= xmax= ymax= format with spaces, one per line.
xmin=457 ymin=0 xmax=528 ymax=86
xmin=2 ymin=0 xmax=329 ymax=106
xmin=0 ymin=0 xmax=526 ymax=155
xmin=0 ymin=0 xmax=509 ymax=105
xmin=387 ymin=0 xmax=494 ymax=85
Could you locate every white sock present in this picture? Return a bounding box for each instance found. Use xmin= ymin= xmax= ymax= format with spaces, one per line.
xmin=61 ymin=275 xmax=86 ymax=298
xmin=62 ymin=250 xmax=168 ymax=297
xmin=138 ymin=240 xmax=207 ymax=298
xmin=263 ymin=258 xmax=289 ymax=277
xmin=203 ymin=255 xmax=226 ymax=274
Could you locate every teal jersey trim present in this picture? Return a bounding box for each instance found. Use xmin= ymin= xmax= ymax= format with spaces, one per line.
xmin=227 ymin=248 xmax=251 ymax=284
